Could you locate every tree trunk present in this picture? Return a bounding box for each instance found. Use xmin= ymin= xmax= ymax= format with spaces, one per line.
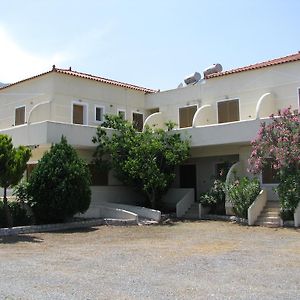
xmin=150 ymin=192 xmax=156 ymax=209
xmin=3 ymin=187 xmax=13 ymax=228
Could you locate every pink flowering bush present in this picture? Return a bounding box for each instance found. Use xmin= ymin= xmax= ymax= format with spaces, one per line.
xmin=248 ymin=107 xmax=300 ymax=218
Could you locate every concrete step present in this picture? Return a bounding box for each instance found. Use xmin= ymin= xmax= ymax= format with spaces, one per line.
xmin=259 ymin=212 xmax=280 ymax=217
xmin=261 ymin=207 xmax=280 ymax=213
xmin=254 ymin=201 xmax=282 ymax=228
xmin=256 ymin=216 xmax=281 ymax=222
xmin=266 ymin=201 xmax=280 ymax=207
xmin=255 ymin=220 xmax=282 ymax=228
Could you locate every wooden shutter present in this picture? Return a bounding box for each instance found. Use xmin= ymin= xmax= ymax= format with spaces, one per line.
xmin=15 ymin=106 xmax=25 ymax=125
xmin=218 ymin=100 xmax=239 ymax=123
xmin=73 ymin=104 xmax=84 ymax=124
xmin=179 ymin=105 xmax=197 ymax=128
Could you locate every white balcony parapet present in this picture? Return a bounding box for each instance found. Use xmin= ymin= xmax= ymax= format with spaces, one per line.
xmin=143 ymin=112 xmax=165 ymax=131
xmin=248 ymin=189 xmax=267 ymax=225
xmin=294 ymin=202 xmax=300 ymax=227
xmin=255 ymin=92 xmax=274 ymax=119
xmin=225 ymin=162 xmax=242 ymax=215
xmin=192 ymin=104 xmax=214 ymax=127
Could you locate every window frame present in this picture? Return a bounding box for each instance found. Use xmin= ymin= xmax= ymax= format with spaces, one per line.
xmin=117 ymin=108 xmax=126 ymax=120
xmin=216 ymin=98 xmax=240 ymax=124
xmin=14 ymin=105 xmax=26 ymax=126
xmin=178 ymin=104 xmax=198 ymax=128
xmin=94 ymin=105 xmax=106 ymax=124
xmin=71 ymin=101 xmax=88 ymax=125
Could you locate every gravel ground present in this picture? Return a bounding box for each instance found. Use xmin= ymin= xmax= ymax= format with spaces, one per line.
xmin=0 ymin=220 xmax=299 ymax=300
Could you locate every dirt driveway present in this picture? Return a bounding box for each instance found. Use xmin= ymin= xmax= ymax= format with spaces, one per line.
xmin=0 ymin=221 xmax=299 ymax=299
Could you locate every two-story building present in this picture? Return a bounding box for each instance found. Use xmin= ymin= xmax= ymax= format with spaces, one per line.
xmin=1 ymin=52 xmax=300 ymax=217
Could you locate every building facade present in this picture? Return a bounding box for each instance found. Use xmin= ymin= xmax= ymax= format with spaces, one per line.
xmin=1 ymin=52 xmax=300 ymax=211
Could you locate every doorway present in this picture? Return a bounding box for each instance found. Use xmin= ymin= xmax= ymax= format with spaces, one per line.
xmin=179 ymin=164 xmax=197 ymax=199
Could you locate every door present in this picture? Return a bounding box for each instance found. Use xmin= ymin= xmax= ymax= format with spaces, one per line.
xmin=73 ymin=104 xmax=84 ymax=124
xmin=132 ymin=112 xmax=144 ymax=132
xmin=180 ymin=164 xmax=197 ymax=199
xmin=261 ymin=164 xmax=279 ymax=201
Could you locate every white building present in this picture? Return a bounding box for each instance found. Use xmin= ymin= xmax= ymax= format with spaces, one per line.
xmin=1 ymin=52 xmax=300 ymax=221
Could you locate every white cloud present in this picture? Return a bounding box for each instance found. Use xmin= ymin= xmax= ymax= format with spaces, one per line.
xmin=0 ymin=27 xmax=69 ymax=83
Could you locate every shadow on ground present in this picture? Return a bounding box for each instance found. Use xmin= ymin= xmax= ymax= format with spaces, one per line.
xmin=0 ymin=235 xmax=44 ymax=244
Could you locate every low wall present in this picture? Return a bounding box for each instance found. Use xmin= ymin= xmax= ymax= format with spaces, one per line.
xmin=104 ymin=203 xmax=161 ymax=221
xmin=176 ymin=189 xmax=194 ymax=218
xmin=78 ymin=204 xmax=138 ymax=221
xmin=162 ymin=188 xmax=195 ymax=211
xmin=294 ymin=202 xmax=300 ymax=227
xmin=248 ymin=190 xmax=267 ymax=225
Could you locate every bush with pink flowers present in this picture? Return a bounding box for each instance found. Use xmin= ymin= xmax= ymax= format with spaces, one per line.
xmin=248 ymin=107 xmax=300 ymax=219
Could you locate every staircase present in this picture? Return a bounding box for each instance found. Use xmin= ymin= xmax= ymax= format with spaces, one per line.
xmin=255 ymin=201 xmax=282 ymax=227
xmin=183 ymin=203 xmax=200 ymax=219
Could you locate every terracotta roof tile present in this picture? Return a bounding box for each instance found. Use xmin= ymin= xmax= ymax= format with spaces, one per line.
xmin=0 ymin=67 xmax=157 ymax=93
xmin=206 ymin=52 xmax=300 ymax=79
xmin=54 ymin=68 xmax=157 ymax=93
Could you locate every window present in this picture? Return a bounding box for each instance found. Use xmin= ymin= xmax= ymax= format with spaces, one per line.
xmin=179 ymin=105 xmax=197 ymax=128
xmin=132 ymin=112 xmax=144 ymax=132
xmin=15 ymin=106 xmax=25 ymax=126
xmin=72 ymin=103 xmax=88 ymax=125
xmin=117 ymin=109 xmax=126 ymax=120
xmin=217 ymin=99 xmax=239 ymax=123
xmin=95 ymin=106 xmax=105 ymax=123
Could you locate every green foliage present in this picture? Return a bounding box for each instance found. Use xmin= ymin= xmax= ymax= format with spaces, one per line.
xmin=13 ymin=180 xmax=31 ymax=203
xmin=27 ymin=136 xmax=91 ymax=224
xmin=92 ymin=115 xmax=190 ymax=208
xmin=249 ymin=107 xmax=300 ymax=214
xmin=0 ymin=134 xmax=31 ymax=227
xmin=0 ymin=200 xmax=31 ymax=228
xmin=277 ymin=170 xmax=300 ymax=220
xmin=199 ymin=179 xmax=226 ymax=214
xmin=227 ymin=177 xmax=260 ymax=218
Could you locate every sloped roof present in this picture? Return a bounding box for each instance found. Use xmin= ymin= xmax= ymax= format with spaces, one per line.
xmin=206 ymin=52 xmax=300 ymax=79
xmin=0 ymin=66 xmax=157 ymax=93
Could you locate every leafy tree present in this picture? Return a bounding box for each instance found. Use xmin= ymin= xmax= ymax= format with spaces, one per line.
xmin=248 ymin=107 xmax=300 ymax=217
xmin=92 ymin=115 xmax=190 ymax=209
xmin=0 ymin=134 xmax=31 ymax=227
xmin=27 ymin=136 xmax=91 ymax=224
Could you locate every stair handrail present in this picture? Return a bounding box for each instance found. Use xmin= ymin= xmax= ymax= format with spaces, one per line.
xmin=176 ymin=189 xmax=195 ymax=218
xmin=248 ymin=189 xmax=267 ymax=225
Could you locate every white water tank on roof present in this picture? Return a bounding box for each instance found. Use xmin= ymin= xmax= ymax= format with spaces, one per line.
xmin=184 ymin=72 xmax=201 ymax=85
xmin=203 ymin=63 xmax=223 ymax=77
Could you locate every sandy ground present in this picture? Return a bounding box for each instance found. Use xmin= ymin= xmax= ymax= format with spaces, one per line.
xmin=0 ymin=220 xmax=299 ymax=299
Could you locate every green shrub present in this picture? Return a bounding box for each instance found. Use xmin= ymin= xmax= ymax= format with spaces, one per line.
xmin=199 ymin=179 xmax=226 ymax=214
xmin=277 ymin=170 xmax=300 ymax=220
xmin=27 ymin=136 xmax=91 ymax=224
xmin=226 ymin=177 xmax=260 ymax=218
xmin=0 ymin=200 xmax=31 ymax=228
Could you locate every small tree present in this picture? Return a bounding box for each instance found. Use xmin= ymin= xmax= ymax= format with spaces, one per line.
xmin=0 ymin=134 xmax=31 ymax=227
xmin=92 ymin=115 xmax=190 ymax=208
xmin=248 ymin=107 xmax=300 ymax=217
xmin=28 ymin=136 xmax=91 ymax=224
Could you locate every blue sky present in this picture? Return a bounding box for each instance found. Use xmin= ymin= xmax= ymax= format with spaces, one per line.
xmin=0 ymin=0 xmax=299 ymax=90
